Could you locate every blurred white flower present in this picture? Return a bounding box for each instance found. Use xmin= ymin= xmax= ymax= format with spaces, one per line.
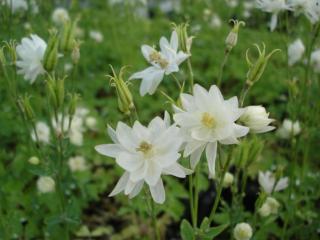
xmin=311 ymin=49 xmax=320 ymax=73
xmin=288 ymin=0 xmax=320 ymax=24
xmin=259 ymin=197 xmax=280 ymax=217
xmin=85 ymin=116 xmax=97 ymax=130
xmin=288 ymin=39 xmax=305 ymax=66
xmin=37 ymin=176 xmax=55 ymax=193
xmin=68 ymin=156 xmax=87 ymax=172
xmin=258 ymin=171 xmax=289 ymax=194
xmin=225 ymin=0 xmax=239 ymax=8
xmin=64 ymin=63 xmax=73 ymax=72
xmin=210 ymin=14 xmax=222 ymax=29
xmin=243 ymin=1 xmax=255 ymax=18
xmin=130 ymin=30 xmax=189 ymax=96
xmin=233 ymin=222 xmax=253 ymax=240
xmin=258 ymin=201 xmax=271 ymax=217
xmin=277 ymin=119 xmax=301 ymax=139
xmin=173 ymin=84 xmax=249 ymax=178
xmin=95 ymin=112 xmax=190 ymax=204
xmin=158 ymin=0 xmax=181 ymax=13
xmin=52 ymin=7 xmax=70 ymax=25
xmin=89 ymin=30 xmax=104 ymax=43
xmin=223 ymin=172 xmax=234 ymax=188
xmin=16 ymin=34 xmax=47 ymax=83
xmin=256 ymin=0 xmax=291 ymax=31
xmin=31 ymin=121 xmax=50 ymax=144
xmin=240 ymin=105 xmax=275 ymax=133
xmin=28 ymin=156 xmax=40 ymax=165
xmin=4 ymin=0 xmax=28 ymax=12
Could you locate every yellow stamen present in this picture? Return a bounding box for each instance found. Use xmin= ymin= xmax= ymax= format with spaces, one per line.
xmin=136 ymin=141 xmax=153 ymax=155
xmin=201 ymin=112 xmax=216 ymax=129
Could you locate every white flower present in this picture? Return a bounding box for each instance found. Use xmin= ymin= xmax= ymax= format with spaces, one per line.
xmin=68 ymin=156 xmax=87 ymax=172
xmin=173 ymin=84 xmax=249 ymax=178
xmin=52 ymin=7 xmax=69 ymax=25
xmin=223 ymin=172 xmax=234 ymax=188
xmin=89 ymin=30 xmax=104 ymax=43
xmin=256 ymin=0 xmax=291 ymax=31
xmin=311 ymin=49 xmax=320 ymax=73
xmin=4 ymin=0 xmax=28 ymax=12
xmin=28 ymin=156 xmax=40 ymax=165
xmin=210 ymin=14 xmax=222 ymax=29
xmin=258 ymin=171 xmax=289 ymax=194
xmin=288 ymin=0 xmax=320 ymax=24
xmin=240 ymin=105 xmax=275 ymax=133
xmin=95 ymin=112 xmax=190 ymax=204
xmin=225 ymin=0 xmax=239 ymax=8
xmin=277 ymin=119 xmax=301 ymax=139
xmin=37 ymin=176 xmax=55 ymax=193
xmin=31 ymin=121 xmax=50 ymax=144
xmin=85 ymin=116 xmax=97 ymax=130
xmin=233 ymin=223 xmax=253 ymax=240
xmin=259 ymin=197 xmax=280 ymax=217
xmin=130 ymin=30 xmax=189 ymax=96
xmin=159 ymin=0 xmax=181 ymax=13
xmin=288 ymin=39 xmax=305 ymax=66
xmin=16 ymin=34 xmax=47 ymax=83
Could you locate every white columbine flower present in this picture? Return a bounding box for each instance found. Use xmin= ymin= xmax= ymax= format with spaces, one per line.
xmin=16 ymin=34 xmax=47 ymax=83
xmin=256 ymin=0 xmax=291 ymax=31
xmin=258 ymin=171 xmax=289 ymax=194
xmin=31 ymin=121 xmax=50 ymax=144
xmin=89 ymin=30 xmax=104 ymax=43
xmin=37 ymin=176 xmax=55 ymax=193
xmin=311 ymin=49 xmax=320 ymax=73
xmin=288 ymin=39 xmax=305 ymax=66
xmin=277 ymin=119 xmax=301 ymax=139
xmin=68 ymin=156 xmax=87 ymax=172
xmin=95 ymin=112 xmax=189 ymax=204
xmin=259 ymin=196 xmax=280 ymax=217
xmin=288 ymin=0 xmax=320 ymax=24
xmin=173 ymin=84 xmax=249 ymax=178
xmin=240 ymin=105 xmax=275 ymax=133
xmin=233 ymin=222 xmax=253 ymax=240
xmin=5 ymin=0 xmax=28 ymax=12
xmin=130 ymin=30 xmax=189 ymax=96
xmin=52 ymin=7 xmax=70 ymax=25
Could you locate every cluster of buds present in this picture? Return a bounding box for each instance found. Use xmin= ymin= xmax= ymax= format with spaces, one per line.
xmin=59 ymin=18 xmax=79 ymax=52
xmin=225 ymin=19 xmax=245 ymax=52
xmin=108 ymin=66 xmax=135 ymax=115
xmin=173 ymin=23 xmax=193 ymax=54
xmin=46 ymin=75 xmax=65 ymax=110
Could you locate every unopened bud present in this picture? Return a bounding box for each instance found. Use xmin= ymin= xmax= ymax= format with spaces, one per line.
xmin=108 ymin=66 xmax=134 ymax=115
xmin=246 ymin=43 xmax=280 ymax=85
xmin=46 ymin=75 xmax=65 ymax=110
xmin=56 ymin=77 xmax=65 ymax=108
xmin=18 ymin=95 xmax=35 ymax=121
xmin=60 ymin=18 xmax=78 ymax=52
xmin=222 ymin=172 xmax=234 ymax=188
xmin=68 ymin=93 xmax=80 ymax=117
xmin=225 ymin=19 xmax=245 ymax=51
xmin=71 ymin=40 xmax=80 ymax=64
xmin=173 ymin=23 xmax=194 ymax=54
xmin=0 ymin=47 xmax=6 ymax=66
xmin=43 ymin=29 xmax=59 ymax=72
xmin=28 ymin=156 xmax=40 ymax=165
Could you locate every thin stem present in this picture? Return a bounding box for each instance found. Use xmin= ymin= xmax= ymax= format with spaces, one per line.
xmin=217 ymin=50 xmax=230 ymax=87
xmin=172 ymin=74 xmax=182 ymax=90
xmin=193 ymin=164 xmax=200 ymax=228
xmin=188 ymin=173 xmax=195 ymax=227
xmin=187 ymin=58 xmax=194 ymax=93
xmin=151 ymin=199 xmax=161 ymax=240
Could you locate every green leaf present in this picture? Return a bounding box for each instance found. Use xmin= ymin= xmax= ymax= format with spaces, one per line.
xmin=180 ymin=219 xmax=195 ymax=240
xmin=202 ymin=223 xmax=229 ymax=239
xmin=200 ymin=217 xmax=210 ymax=231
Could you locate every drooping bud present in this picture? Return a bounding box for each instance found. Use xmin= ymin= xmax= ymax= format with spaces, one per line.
xmin=71 ymin=40 xmax=81 ymax=64
xmin=173 ymin=23 xmax=194 ymax=54
xmin=108 ymin=66 xmax=134 ymax=115
xmin=60 ymin=18 xmax=78 ymax=52
xmin=246 ymin=43 xmax=280 ymax=85
xmin=43 ymin=29 xmax=59 ymax=72
xmin=225 ymin=19 xmax=245 ymax=51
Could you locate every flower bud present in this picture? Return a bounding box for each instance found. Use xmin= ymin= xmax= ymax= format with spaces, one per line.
xmin=246 ymin=43 xmax=280 ymax=85
xmin=68 ymin=93 xmax=80 ymax=117
xmin=46 ymin=75 xmax=65 ymax=110
xmin=258 ymin=202 xmax=271 ymax=217
xmin=0 ymin=47 xmax=7 ymax=66
xmin=222 ymin=172 xmax=234 ymax=188
xmin=43 ymin=29 xmax=59 ymax=72
xmin=60 ymin=18 xmax=78 ymax=52
xmin=233 ymin=223 xmax=253 ymax=240
xmin=18 ymin=95 xmax=35 ymax=121
xmin=240 ymin=105 xmax=275 ymax=133
xmin=277 ymin=119 xmax=301 ymax=139
xmin=288 ymin=39 xmax=305 ymax=66
xmin=71 ymin=40 xmax=80 ymax=64
xmin=37 ymin=176 xmax=55 ymax=193
xmin=173 ymin=23 xmax=194 ymax=54
xmin=266 ymin=197 xmax=280 ymax=214
xmin=108 ymin=66 xmax=134 ymax=115
xmin=28 ymin=156 xmax=40 ymax=165
xmin=225 ymin=19 xmax=245 ymax=51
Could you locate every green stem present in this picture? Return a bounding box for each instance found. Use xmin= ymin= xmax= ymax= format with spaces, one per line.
xmin=193 ymin=165 xmax=200 ymax=228
xmin=217 ymin=50 xmax=230 ymax=87
xmin=187 ymin=58 xmax=194 ymax=93
xmin=188 ymin=173 xmax=196 ymax=227
xmin=151 ymin=199 xmax=161 ymax=240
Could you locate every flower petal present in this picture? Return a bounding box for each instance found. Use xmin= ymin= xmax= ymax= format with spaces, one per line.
xmin=149 ymin=178 xmax=165 ymax=204
xmin=109 ymin=172 xmax=130 ymax=197
xmin=206 ymin=142 xmax=217 ymax=178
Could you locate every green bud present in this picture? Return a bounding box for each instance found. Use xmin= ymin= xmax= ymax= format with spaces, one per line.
xmin=71 ymin=40 xmax=81 ymax=64
xmin=173 ymin=23 xmax=193 ymax=54
xmin=46 ymin=75 xmax=65 ymax=110
xmin=246 ymin=43 xmax=280 ymax=85
xmin=0 ymin=47 xmax=6 ymax=66
xmin=18 ymin=95 xmax=35 ymax=121
xmin=28 ymin=156 xmax=40 ymax=165
xmin=108 ymin=66 xmax=134 ymax=115
xmin=68 ymin=92 xmax=80 ymax=117
xmin=225 ymin=19 xmax=245 ymax=51
xmin=43 ymin=29 xmax=59 ymax=72
xmin=56 ymin=77 xmax=65 ymax=108
xmin=60 ymin=18 xmax=78 ymax=52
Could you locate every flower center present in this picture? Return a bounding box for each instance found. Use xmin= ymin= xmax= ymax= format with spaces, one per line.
xmin=149 ymin=51 xmax=169 ymax=69
xmin=201 ymin=112 xmax=217 ymax=129
xmin=136 ymin=141 xmax=154 ymax=157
